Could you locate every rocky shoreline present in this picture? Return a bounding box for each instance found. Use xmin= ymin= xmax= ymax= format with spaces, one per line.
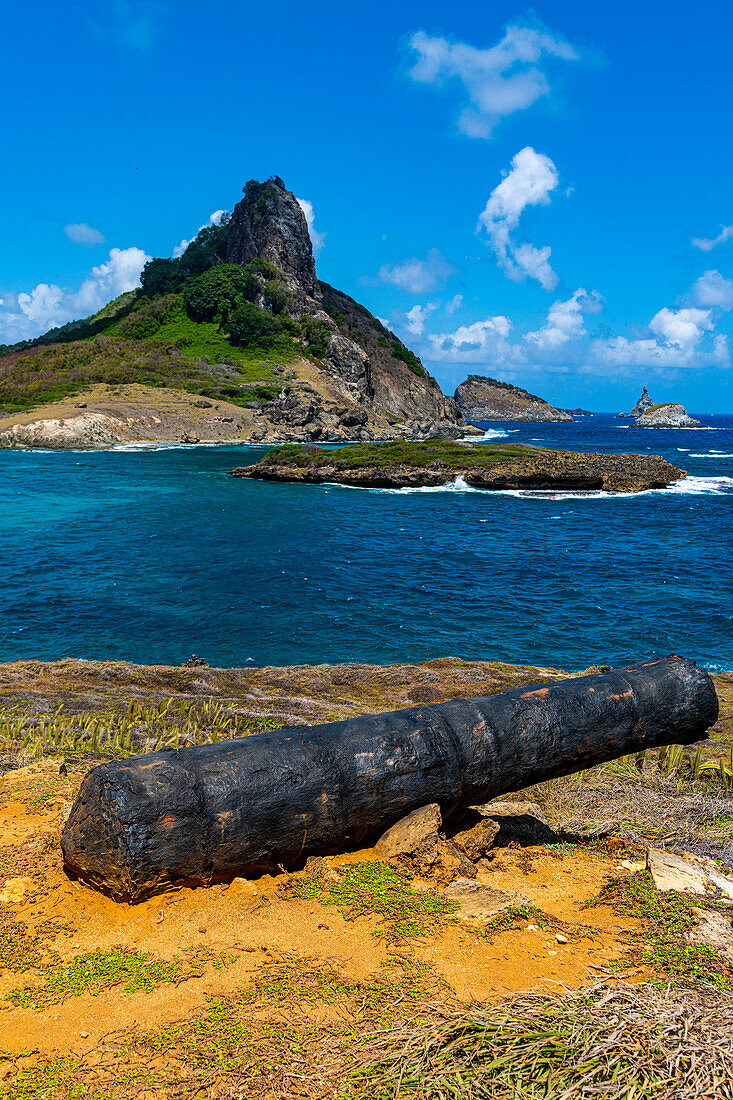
xmin=232 ymin=439 xmax=686 ymax=493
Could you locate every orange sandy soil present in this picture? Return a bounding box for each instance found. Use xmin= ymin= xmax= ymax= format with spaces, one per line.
xmin=0 ymin=757 xmax=644 ymax=1090
xmin=0 ymin=655 xmax=729 ymax=1097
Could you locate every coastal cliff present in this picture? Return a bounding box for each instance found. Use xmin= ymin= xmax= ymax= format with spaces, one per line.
xmin=232 ymin=439 xmax=685 ymax=493
xmin=454 ymin=376 xmax=573 ymax=423
xmin=0 ymin=178 xmax=460 ymax=449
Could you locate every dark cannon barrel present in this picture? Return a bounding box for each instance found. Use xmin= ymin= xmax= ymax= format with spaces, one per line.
xmin=61 ymin=656 xmax=718 ymax=902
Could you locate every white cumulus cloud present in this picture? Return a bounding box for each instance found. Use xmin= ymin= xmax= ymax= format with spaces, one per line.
xmin=64 ymin=223 xmax=105 ymax=246
xmin=375 ymin=248 xmax=455 ymax=294
xmin=403 ymin=303 xmax=437 ymax=336
xmin=412 ymin=277 xmax=730 ymax=376
xmin=525 ymin=288 xmax=602 ymax=350
xmin=427 ymin=315 xmax=514 ymax=363
xmin=692 ymin=269 xmax=733 ymax=310
xmin=591 ymin=306 xmax=727 ymax=370
xmin=649 ymin=307 xmax=712 ymax=349
xmin=691 ymin=225 xmax=733 ymax=252
xmin=0 ymin=246 xmax=150 ymax=344
xmin=296 ymin=198 xmax=325 ymax=255
xmin=408 ymin=21 xmax=579 ymax=138
xmin=477 ymin=146 xmax=560 ymax=290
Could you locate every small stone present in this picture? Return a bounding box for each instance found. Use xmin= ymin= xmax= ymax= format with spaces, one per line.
xmin=471 ymin=801 xmax=558 ymax=846
xmin=690 ymin=909 xmax=733 ymax=962
xmin=80 ymin=1031 xmax=89 ymax=1038
xmin=198 ymin=926 xmax=206 ymax=934
xmin=451 ymin=816 xmax=500 ymax=861
xmin=0 ymin=876 xmax=35 ymax=906
xmin=441 ymin=878 xmax=532 ymax=924
xmin=375 ymin=805 xmax=442 ymax=860
xmin=526 ymin=924 xmax=539 ymax=932
xmin=548 ymin=950 xmax=558 ymax=956
xmin=555 ymin=933 xmax=568 ymax=944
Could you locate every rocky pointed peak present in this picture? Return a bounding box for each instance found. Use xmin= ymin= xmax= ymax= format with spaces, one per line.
xmin=226 ymin=177 xmax=320 ymax=299
xmin=625 ymin=385 xmax=654 ymax=417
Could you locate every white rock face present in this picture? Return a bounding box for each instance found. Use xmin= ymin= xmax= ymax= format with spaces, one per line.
xmin=0 ymin=413 xmax=135 ymax=449
xmin=647 ymin=847 xmax=733 ymax=898
xmin=635 ymin=403 xmax=702 ymax=428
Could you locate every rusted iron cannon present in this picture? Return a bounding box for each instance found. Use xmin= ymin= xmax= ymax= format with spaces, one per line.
xmin=61 ymin=657 xmax=717 ymax=902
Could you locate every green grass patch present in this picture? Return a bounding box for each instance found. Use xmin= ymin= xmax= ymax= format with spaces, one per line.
xmin=5 ymin=945 xmax=237 ymax=1009
xmin=6 ymin=949 xmax=189 ymax=1008
xmin=588 ymin=871 xmax=732 ymax=989
xmin=261 ymin=439 xmax=544 ymax=471
xmin=0 ymin=698 xmax=284 ymax=761
xmin=288 ymin=860 xmax=458 ymax=939
xmin=471 ymin=903 xmax=590 ymax=944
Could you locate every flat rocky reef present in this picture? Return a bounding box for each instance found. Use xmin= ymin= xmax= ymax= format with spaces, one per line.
xmin=231 ymin=438 xmax=686 ymax=492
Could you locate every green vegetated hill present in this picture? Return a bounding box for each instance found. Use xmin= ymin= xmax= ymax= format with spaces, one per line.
xmin=0 ymin=180 xmax=430 ymax=417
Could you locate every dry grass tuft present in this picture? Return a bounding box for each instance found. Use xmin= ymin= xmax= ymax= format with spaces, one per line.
xmin=350 ymin=981 xmax=733 ymax=1099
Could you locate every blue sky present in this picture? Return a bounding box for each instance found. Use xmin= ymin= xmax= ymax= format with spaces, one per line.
xmin=2 ymin=0 xmax=733 ymax=411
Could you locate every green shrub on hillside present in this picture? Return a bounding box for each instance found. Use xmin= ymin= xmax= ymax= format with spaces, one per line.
xmin=227 ymin=304 xmax=287 ymax=349
xmin=246 ymin=258 xmax=279 ymax=280
xmin=116 ymin=310 xmax=161 ymax=340
xmin=183 ymin=265 xmax=257 ymax=323
xmin=390 ymin=340 xmax=425 ymax=376
xmin=299 ymin=316 xmax=331 ymax=358
xmin=263 ymin=279 xmax=291 ymax=315
xmin=140 ymin=257 xmax=183 ymax=298
xmin=177 ymin=216 xmax=231 ymax=274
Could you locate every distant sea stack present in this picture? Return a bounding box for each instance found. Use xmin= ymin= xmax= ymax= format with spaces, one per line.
xmin=623 ymin=386 xmax=654 ymax=418
xmin=454 ymin=376 xmax=574 ymax=423
xmin=635 ymin=403 xmax=702 ymax=429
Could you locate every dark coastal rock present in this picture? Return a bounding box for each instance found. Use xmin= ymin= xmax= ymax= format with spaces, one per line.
xmin=635 ymin=403 xmax=703 ymax=428
xmin=226 ymin=177 xmax=320 ymax=301
xmin=454 ymin=376 xmax=574 ymax=423
xmin=232 ymin=440 xmax=687 ymax=494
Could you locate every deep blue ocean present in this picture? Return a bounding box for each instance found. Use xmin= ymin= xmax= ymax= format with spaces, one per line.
xmin=1 ymin=413 xmax=731 ymax=672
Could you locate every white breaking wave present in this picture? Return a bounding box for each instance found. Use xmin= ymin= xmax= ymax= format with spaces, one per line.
xmin=359 ymin=475 xmax=484 ymax=495
xmin=689 ymin=452 xmax=733 ymax=459
xmin=329 ymin=473 xmax=733 ymax=499
xmin=660 ymin=475 xmax=733 ymax=495
xmin=459 ymin=427 xmax=516 ymax=442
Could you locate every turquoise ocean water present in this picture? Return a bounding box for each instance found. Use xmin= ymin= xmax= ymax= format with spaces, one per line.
xmin=1 ymin=414 xmax=731 ymax=671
